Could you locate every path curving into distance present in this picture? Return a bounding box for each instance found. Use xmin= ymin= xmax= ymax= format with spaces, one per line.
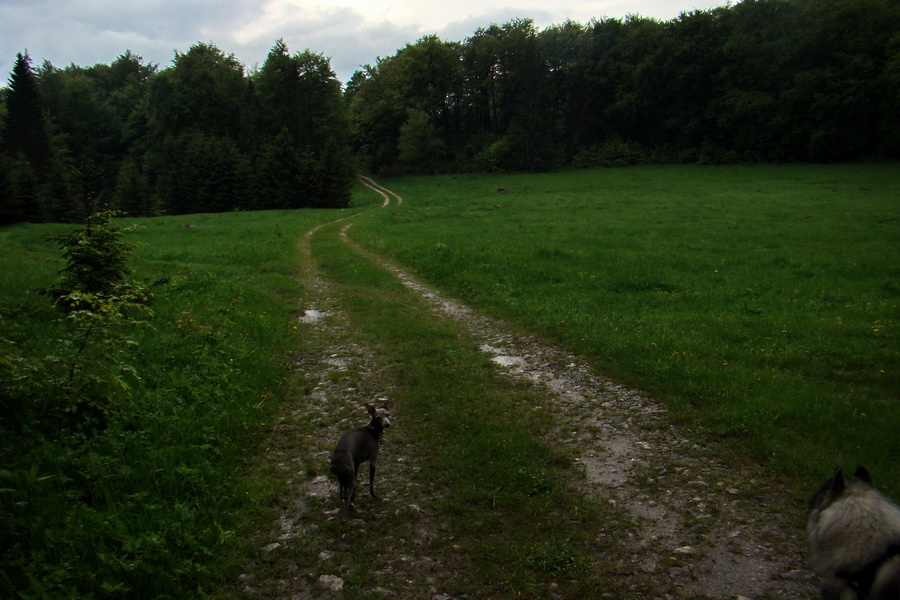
xmin=333 ymin=177 xmax=819 ymax=599
xmin=242 ymin=177 xmax=819 ymax=599
xmin=358 ymin=174 xmax=403 ymax=206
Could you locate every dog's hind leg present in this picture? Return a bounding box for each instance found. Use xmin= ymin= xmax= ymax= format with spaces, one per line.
xmin=368 ymin=461 xmax=378 ymax=498
xmin=334 ymin=468 xmax=356 ymax=509
xmin=350 ymin=465 xmax=360 ymax=502
xmin=346 ymin=478 xmax=356 ymax=509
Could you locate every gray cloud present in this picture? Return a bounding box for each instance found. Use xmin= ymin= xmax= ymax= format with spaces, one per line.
xmin=1 ymin=1 xmax=425 ymax=83
xmin=241 ymin=8 xmax=423 ymax=80
xmin=437 ymin=8 xmax=558 ymax=43
xmin=1 ymin=0 xmax=725 ymax=86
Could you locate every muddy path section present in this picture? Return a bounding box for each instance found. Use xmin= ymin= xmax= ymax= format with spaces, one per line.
xmin=234 ymin=216 xmax=476 ymax=600
xmin=336 ymin=180 xmax=820 ymax=599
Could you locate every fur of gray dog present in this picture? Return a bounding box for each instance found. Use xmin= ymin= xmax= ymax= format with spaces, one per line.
xmin=330 ymin=402 xmax=390 ymax=509
xmin=808 ymin=466 xmax=900 ymax=599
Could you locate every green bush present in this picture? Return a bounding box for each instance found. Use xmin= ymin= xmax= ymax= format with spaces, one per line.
xmin=572 ymin=138 xmax=650 ymax=168
xmin=474 ymin=137 xmax=513 ymax=172
xmin=1 ymin=212 xmax=152 ymax=436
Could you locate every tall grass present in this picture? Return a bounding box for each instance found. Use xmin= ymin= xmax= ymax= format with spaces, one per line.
xmin=0 ymin=205 xmax=368 ymax=598
xmin=350 ymin=163 xmax=900 ymax=497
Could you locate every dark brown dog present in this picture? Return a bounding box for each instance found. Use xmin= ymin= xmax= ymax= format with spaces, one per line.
xmin=330 ymin=403 xmax=390 ymax=509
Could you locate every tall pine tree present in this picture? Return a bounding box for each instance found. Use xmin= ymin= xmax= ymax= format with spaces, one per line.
xmin=3 ymin=52 xmax=51 ymax=175
xmin=1 ymin=52 xmax=53 ymax=222
xmin=255 ymin=42 xmax=353 ymax=208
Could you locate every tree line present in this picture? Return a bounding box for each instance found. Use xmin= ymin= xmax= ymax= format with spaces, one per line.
xmin=0 ymin=40 xmax=354 ymax=224
xmin=1 ymin=0 xmax=898 ymax=224
xmin=349 ymin=0 xmax=899 ymax=173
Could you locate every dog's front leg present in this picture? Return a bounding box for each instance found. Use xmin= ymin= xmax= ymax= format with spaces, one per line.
xmin=819 ymin=577 xmax=851 ymax=600
xmin=369 ymin=461 xmax=377 ymax=498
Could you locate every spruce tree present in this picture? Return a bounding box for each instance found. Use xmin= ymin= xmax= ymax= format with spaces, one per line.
xmin=3 ymin=52 xmax=51 ymax=174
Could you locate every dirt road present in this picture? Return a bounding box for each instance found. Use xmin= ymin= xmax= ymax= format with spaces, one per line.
xmin=234 ymin=178 xmax=820 ymax=599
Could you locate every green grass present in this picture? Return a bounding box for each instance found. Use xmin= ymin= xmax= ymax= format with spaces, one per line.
xmin=350 ymin=163 xmax=900 ymax=498
xmin=308 ymin=219 xmax=622 ymax=597
xmin=0 ymin=203 xmax=371 ymax=598
xmin=2 ymin=163 xmax=897 ymax=597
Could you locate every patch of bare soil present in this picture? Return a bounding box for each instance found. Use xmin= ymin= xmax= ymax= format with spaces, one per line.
xmin=237 ymin=182 xmax=821 ymax=599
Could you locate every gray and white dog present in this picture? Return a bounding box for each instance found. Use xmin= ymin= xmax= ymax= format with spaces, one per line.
xmin=808 ymin=466 xmax=900 ymax=600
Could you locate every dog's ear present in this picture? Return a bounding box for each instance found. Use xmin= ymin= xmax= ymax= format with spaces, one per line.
xmin=381 ymin=402 xmax=389 ymax=411
xmin=830 ymin=468 xmax=845 ymax=495
xmin=853 ymin=466 xmax=872 ymax=484
xmin=366 ymin=403 xmax=376 ymax=415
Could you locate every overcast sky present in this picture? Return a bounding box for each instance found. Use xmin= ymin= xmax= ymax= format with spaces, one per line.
xmin=1 ymin=0 xmax=728 ymax=86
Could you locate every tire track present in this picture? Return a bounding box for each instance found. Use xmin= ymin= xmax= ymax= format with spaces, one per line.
xmin=334 ymin=179 xmax=819 ymax=599
xmin=236 ymin=203 xmax=472 ymax=599
xmin=358 ymin=175 xmax=404 ymax=206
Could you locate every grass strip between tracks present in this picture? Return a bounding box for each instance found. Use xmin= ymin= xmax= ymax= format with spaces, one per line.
xmin=309 ymin=217 xmax=626 ymax=598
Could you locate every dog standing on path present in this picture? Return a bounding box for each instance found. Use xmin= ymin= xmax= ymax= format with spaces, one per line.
xmin=808 ymin=466 xmax=900 ymax=599
xmin=330 ymin=402 xmax=391 ymax=509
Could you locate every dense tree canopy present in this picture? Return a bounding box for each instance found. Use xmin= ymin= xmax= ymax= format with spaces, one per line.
xmin=349 ymin=0 xmax=900 ymax=173
xmin=0 ymin=42 xmax=352 ymax=224
xmin=0 ymin=0 xmax=897 ymax=222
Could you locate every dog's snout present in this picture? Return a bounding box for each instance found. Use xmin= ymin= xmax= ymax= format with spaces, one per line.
xmin=382 ymin=417 xmax=391 ymax=428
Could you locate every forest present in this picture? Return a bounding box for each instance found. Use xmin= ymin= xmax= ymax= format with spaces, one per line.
xmin=0 ymin=41 xmax=354 ymax=225
xmin=1 ymin=0 xmax=899 ymax=224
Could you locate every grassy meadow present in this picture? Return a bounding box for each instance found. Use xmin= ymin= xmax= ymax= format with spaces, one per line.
xmin=1 ymin=162 xmax=897 ymax=597
xmin=351 ymin=163 xmax=900 ymax=496
xmin=0 ymin=205 xmax=370 ymax=597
